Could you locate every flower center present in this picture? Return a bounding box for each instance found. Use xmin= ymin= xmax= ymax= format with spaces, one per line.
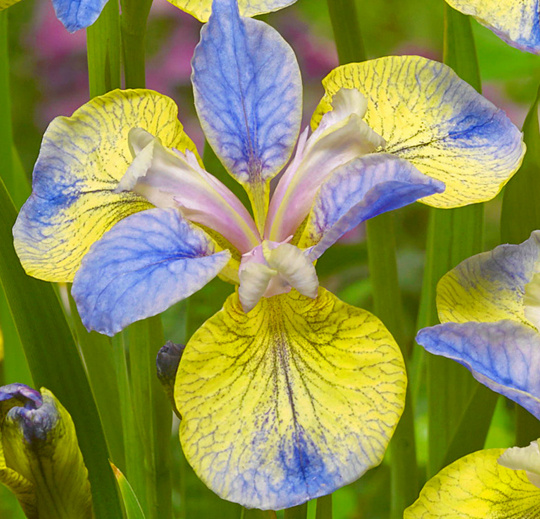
xmin=237 ymin=240 xmax=319 ymax=313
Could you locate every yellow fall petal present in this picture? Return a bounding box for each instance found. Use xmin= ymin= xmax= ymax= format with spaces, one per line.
xmin=176 ymin=288 xmax=406 ymax=510
xmin=405 ymin=449 xmax=540 ymax=518
xmin=166 ymin=0 xmax=297 ymax=22
xmin=14 ymin=89 xmax=199 ymax=282
xmin=312 ymin=56 xmax=525 ymax=208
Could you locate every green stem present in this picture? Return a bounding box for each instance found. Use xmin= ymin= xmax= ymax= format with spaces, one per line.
xmin=86 ymin=0 xmax=121 ymax=98
xmin=120 ymin=0 xmax=153 ymax=88
xmin=326 ymin=2 xmax=419 ymax=516
xmin=326 ymin=0 xmax=366 ymax=63
xmin=68 ymin=293 xmax=126 ymax=472
xmin=0 ymin=10 xmax=32 ymax=388
xmin=128 ymin=317 xmax=173 ymax=519
xmin=366 ymin=214 xmax=418 ymax=516
xmin=315 ymin=494 xmax=332 ymax=519
xmin=284 ymin=503 xmax=308 ymax=519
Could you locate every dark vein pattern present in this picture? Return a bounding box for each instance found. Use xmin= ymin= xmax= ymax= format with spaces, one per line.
xmin=192 ymin=0 xmax=302 ymax=186
xmin=176 ymin=288 xmax=406 ymax=509
xmin=312 ymin=56 xmax=524 ymax=208
xmin=14 ymin=89 xmax=196 ymax=282
xmin=405 ymin=449 xmax=540 ymax=518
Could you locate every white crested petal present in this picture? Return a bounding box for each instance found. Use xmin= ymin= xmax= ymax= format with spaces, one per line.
xmin=266 ymin=243 xmax=319 ymax=299
xmin=499 ymin=441 xmax=540 ymax=488
xmin=238 ymin=262 xmax=276 ymax=313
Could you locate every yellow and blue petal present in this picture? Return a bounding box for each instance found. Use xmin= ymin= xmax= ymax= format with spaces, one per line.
xmin=72 ymin=208 xmax=230 ymax=336
xmin=14 ymin=89 xmax=197 ymax=283
xmin=0 ymin=384 xmax=93 ymax=519
xmin=417 ymin=320 xmax=540 ymax=420
xmin=166 ymin=0 xmax=297 ymax=22
xmin=176 ymin=288 xmax=406 ymax=510
xmin=405 ymin=449 xmax=540 ymax=518
xmin=436 ymin=230 xmax=540 ymax=325
xmin=192 ymin=0 xmax=302 ymax=194
xmin=312 ymin=56 xmax=525 ymax=208
xmin=51 ymin=0 xmax=108 ymax=32
xmin=446 ymin=0 xmax=540 ymax=55
xmin=298 ymin=153 xmax=445 ymax=256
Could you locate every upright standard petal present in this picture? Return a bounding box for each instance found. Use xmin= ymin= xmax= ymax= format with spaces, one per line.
xmin=176 ymin=288 xmax=406 ymax=510
xmin=405 ymin=449 xmax=540 ymax=518
xmin=166 ymin=0 xmax=297 ymax=22
xmin=436 ymin=230 xmax=540 ymax=325
xmin=192 ymin=0 xmax=302 ymax=191
xmin=14 ymin=90 xmax=197 ymax=283
xmin=313 ymin=56 xmax=525 ymax=208
xmin=72 ymin=208 xmax=231 ymax=336
xmin=51 ymin=0 xmax=108 ymax=32
xmin=298 ymin=154 xmax=444 ymax=257
xmin=446 ymin=0 xmax=540 ymax=54
xmin=416 ymin=321 xmax=540 ymax=420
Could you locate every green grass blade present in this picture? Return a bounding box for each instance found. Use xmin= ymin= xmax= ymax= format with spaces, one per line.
xmin=112 ymin=463 xmax=148 ymax=519
xmin=0 ymin=177 xmax=123 ymax=518
xmin=120 ymin=0 xmax=153 ymax=88
xmin=315 ymin=494 xmax=332 ymax=519
xmin=501 ymin=86 xmax=540 ymax=244
xmin=86 ymin=0 xmax=121 ymax=98
xmin=284 ymin=503 xmax=308 ymax=519
xmin=68 ymin=293 xmax=126 ymax=471
xmin=128 ymin=317 xmax=173 ymax=519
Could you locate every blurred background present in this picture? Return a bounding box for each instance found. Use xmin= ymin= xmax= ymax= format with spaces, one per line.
xmin=2 ymin=0 xmax=540 ymax=517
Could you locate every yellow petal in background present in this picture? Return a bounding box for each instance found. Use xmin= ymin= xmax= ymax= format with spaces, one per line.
xmin=436 ymin=231 xmax=540 ymax=325
xmin=166 ymin=0 xmax=297 ymax=22
xmin=14 ymin=89 xmax=198 ymax=282
xmin=405 ymin=449 xmax=540 ymax=518
xmin=313 ymin=56 xmax=525 ymax=208
xmin=446 ymin=0 xmax=540 ymax=54
xmin=176 ymin=288 xmax=406 ymax=510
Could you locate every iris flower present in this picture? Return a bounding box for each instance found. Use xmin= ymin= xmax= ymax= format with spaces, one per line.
xmin=0 ymin=384 xmax=93 ymax=519
xmin=0 ymin=0 xmax=296 ymax=32
xmin=417 ymin=231 xmax=540 ymax=421
xmin=409 ymin=233 xmax=540 ymax=517
xmin=13 ymin=0 xmax=524 ymax=508
xmin=445 ymin=0 xmax=540 ymax=54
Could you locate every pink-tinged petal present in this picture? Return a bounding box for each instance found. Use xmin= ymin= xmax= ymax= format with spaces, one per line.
xmin=117 ymin=128 xmax=260 ymax=253
xmin=266 ymin=89 xmax=384 ymax=242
